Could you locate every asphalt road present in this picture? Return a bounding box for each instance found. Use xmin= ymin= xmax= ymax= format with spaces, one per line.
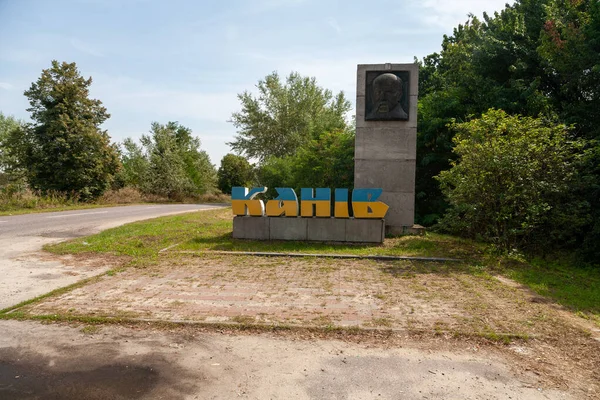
xmin=0 ymin=204 xmax=225 ymax=309
xmin=0 ymin=204 xmax=224 ymax=239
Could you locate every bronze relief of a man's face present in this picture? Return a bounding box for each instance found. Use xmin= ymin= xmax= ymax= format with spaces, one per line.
xmin=365 ymin=71 xmax=409 ymax=121
xmin=373 ymin=73 xmax=402 ymax=113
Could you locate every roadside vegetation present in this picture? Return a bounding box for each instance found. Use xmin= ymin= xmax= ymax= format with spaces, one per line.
xmin=0 ymin=62 xmax=223 ymax=215
xmin=0 ymin=186 xmax=227 ymax=216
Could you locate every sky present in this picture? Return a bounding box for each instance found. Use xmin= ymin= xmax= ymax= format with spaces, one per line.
xmin=0 ymin=0 xmax=514 ymax=165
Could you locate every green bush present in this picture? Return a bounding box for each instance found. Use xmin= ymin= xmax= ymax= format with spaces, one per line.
xmin=217 ymin=154 xmax=255 ymax=195
xmin=119 ymin=122 xmax=217 ymax=200
xmin=256 ymin=129 xmax=354 ymax=199
xmin=436 ymin=109 xmax=590 ymax=252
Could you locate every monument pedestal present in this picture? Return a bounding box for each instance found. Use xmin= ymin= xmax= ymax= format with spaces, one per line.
xmin=233 ymin=217 xmax=385 ymax=243
xmin=355 ymin=63 xmax=419 ymax=235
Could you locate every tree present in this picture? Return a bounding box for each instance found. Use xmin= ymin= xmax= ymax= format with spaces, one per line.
xmin=217 ymin=154 xmax=255 ymax=194
xmin=436 ymin=109 xmax=590 ymax=251
xmin=118 ymin=137 xmax=148 ymax=189
xmin=11 ymin=61 xmax=120 ymax=200
xmin=257 ymin=156 xmax=295 ymax=199
xmin=537 ymin=0 xmax=600 ymax=261
xmin=0 ymin=113 xmax=23 ymax=177
xmin=0 ymin=112 xmax=25 ymax=188
xmin=172 ymin=123 xmax=216 ymax=195
xmin=292 ymin=129 xmax=354 ymax=190
xmin=413 ymin=0 xmax=600 ymax=260
xmin=141 ymin=122 xmax=191 ymax=199
xmin=228 ymin=71 xmax=351 ymax=162
xmin=416 ymin=1 xmax=554 ymax=225
xmin=257 ymin=129 xmax=355 ymax=199
xmin=125 ymin=121 xmax=216 ymax=199
xmin=538 ymin=0 xmax=600 ymax=140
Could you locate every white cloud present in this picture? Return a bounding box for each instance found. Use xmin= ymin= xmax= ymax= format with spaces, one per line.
xmin=417 ymin=0 xmax=515 ymax=28
xmin=0 ymin=82 xmax=14 ymax=90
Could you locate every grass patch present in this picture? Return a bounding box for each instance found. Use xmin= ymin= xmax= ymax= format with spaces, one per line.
xmin=47 ymin=208 xmax=484 ymax=260
xmin=80 ymin=325 xmax=102 ymax=334
xmin=0 ymin=187 xmax=144 ymax=216
xmin=0 ymin=201 xmax=129 ymax=216
xmin=502 ymin=256 xmax=600 ymax=323
xmin=231 ymin=315 xmax=256 ymax=325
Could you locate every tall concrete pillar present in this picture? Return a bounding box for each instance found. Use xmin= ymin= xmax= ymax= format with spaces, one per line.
xmin=355 ymin=63 xmax=418 ymax=235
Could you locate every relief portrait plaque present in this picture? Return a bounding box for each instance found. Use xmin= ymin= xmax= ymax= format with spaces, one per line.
xmin=365 ymin=71 xmax=410 ymax=121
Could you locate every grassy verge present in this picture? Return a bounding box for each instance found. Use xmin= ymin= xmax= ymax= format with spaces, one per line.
xmin=0 ymin=187 xmax=230 ymax=216
xmin=48 ymin=208 xmax=486 ymax=259
xmin=0 ymin=202 xmax=143 ymax=216
xmin=45 ymin=207 xmax=600 ymax=325
xmin=503 ymin=257 xmax=600 ymax=323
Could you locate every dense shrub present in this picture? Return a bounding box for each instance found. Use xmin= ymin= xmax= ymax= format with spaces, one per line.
xmin=436 ymin=109 xmax=591 ymax=252
xmin=257 ymin=129 xmax=354 ymax=199
xmin=217 ymin=154 xmax=255 ymax=194
xmin=119 ymin=122 xmax=217 ymax=200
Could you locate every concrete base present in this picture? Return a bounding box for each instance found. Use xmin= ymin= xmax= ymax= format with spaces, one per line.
xmin=233 ymin=217 xmax=385 ymax=243
xmin=386 ymin=224 xmax=426 ymax=236
xmin=232 ymin=216 xmax=270 ymax=240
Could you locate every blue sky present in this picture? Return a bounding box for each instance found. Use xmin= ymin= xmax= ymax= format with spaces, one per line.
xmin=0 ymin=0 xmax=513 ymax=165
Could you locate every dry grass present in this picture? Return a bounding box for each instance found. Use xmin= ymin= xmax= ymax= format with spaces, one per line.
xmin=0 ymin=186 xmax=80 ymax=213
xmin=98 ymin=187 xmax=144 ymax=204
xmin=98 ymin=188 xmax=229 ymax=205
xmin=0 ymin=185 xmax=230 ymax=216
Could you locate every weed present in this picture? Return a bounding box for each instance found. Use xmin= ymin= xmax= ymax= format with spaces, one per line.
xmin=80 ymin=325 xmax=101 ymax=335
xmin=371 ymin=317 xmax=394 ymax=327
xmin=374 ymin=292 xmax=387 ymax=301
xmin=231 ymin=315 xmax=255 ymax=324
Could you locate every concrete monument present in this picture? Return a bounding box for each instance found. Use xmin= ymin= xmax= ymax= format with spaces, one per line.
xmin=231 ymin=187 xmax=389 ymax=243
xmin=355 ymin=63 xmax=421 ymax=235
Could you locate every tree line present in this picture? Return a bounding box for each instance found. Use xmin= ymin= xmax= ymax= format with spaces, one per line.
xmin=219 ymin=0 xmax=600 ymax=261
xmin=416 ymin=0 xmax=599 ymax=258
xmin=0 ymin=61 xmax=218 ymax=202
xmin=216 ymin=71 xmax=355 ymax=200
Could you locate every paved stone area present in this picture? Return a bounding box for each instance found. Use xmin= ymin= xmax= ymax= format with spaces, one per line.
xmin=16 ymin=255 xmax=600 ymax=397
xmin=26 ymin=257 xmax=465 ymax=329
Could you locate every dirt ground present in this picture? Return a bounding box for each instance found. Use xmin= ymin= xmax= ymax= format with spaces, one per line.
xmin=11 ymin=254 xmax=600 ymax=399
xmin=0 ymin=320 xmax=578 ymax=399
